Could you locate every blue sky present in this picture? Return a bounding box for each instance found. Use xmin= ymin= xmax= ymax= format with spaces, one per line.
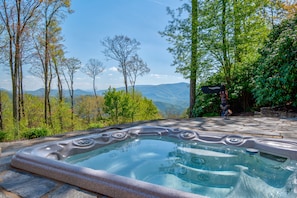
xmin=0 ymin=0 xmax=188 ymax=91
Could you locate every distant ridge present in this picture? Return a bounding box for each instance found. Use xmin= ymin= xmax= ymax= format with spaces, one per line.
xmin=3 ymin=82 xmax=190 ymax=117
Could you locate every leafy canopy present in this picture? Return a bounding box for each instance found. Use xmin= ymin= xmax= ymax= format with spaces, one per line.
xmin=253 ymin=15 xmax=297 ymax=107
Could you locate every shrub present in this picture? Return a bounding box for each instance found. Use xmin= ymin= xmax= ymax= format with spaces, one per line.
xmin=88 ymin=122 xmax=104 ymax=129
xmin=21 ymin=128 xmax=48 ymax=139
xmin=0 ymin=131 xmax=7 ymax=141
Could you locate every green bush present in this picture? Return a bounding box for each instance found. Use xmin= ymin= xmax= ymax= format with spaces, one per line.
xmin=87 ymin=122 xmax=104 ymax=129
xmin=0 ymin=131 xmax=7 ymax=141
xmin=21 ymin=128 xmax=48 ymax=139
xmin=253 ymin=15 xmax=297 ymax=107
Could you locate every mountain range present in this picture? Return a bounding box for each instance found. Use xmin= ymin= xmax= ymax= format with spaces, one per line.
xmin=9 ymin=82 xmax=190 ymax=117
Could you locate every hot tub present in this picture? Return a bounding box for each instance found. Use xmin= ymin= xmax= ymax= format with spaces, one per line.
xmin=11 ymin=126 xmax=297 ymax=197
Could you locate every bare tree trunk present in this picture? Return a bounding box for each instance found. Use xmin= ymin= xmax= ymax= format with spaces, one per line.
xmin=70 ymin=84 xmax=74 ymax=131
xmin=44 ymin=23 xmax=49 ymax=125
xmin=63 ymin=58 xmax=81 ymax=131
xmin=54 ymin=61 xmax=64 ymax=130
xmin=123 ymin=62 xmax=128 ymax=93
xmin=47 ymin=69 xmax=53 ymax=128
xmin=18 ymin=61 xmax=25 ymax=120
xmin=11 ymin=40 xmax=19 ymax=138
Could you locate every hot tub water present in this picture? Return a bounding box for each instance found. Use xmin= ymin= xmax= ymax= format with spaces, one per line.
xmin=11 ymin=126 xmax=297 ymax=198
xmin=64 ymin=137 xmax=297 ymax=197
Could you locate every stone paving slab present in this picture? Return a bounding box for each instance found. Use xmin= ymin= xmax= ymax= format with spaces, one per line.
xmin=47 ymin=184 xmax=99 ymax=198
xmin=0 ymin=116 xmax=296 ymax=198
xmin=0 ymin=170 xmax=56 ymax=198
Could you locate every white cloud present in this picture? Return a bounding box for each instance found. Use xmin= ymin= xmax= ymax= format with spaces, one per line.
xmin=108 ymin=66 xmax=118 ymax=72
xmin=150 ymin=73 xmax=168 ymax=79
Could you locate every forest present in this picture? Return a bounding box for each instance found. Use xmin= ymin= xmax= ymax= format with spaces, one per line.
xmin=0 ymin=0 xmax=297 ymax=141
xmin=160 ymin=0 xmax=297 ymax=117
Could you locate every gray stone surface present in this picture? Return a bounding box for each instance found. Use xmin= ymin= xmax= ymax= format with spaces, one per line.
xmin=0 ymin=170 xmax=56 ymax=198
xmin=0 ymin=116 xmax=296 ymax=197
xmin=0 ymin=156 xmax=12 ymax=172
xmin=47 ymin=184 xmax=98 ymax=198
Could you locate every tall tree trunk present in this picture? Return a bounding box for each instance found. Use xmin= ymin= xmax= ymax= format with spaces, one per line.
xmin=55 ymin=62 xmax=64 ymax=131
xmin=44 ymin=23 xmax=49 ymax=125
xmin=18 ymin=61 xmax=25 ymax=120
xmin=221 ymin=0 xmax=231 ymax=85
xmin=11 ymin=40 xmax=19 ymax=138
xmin=0 ymin=91 xmax=3 ymax=130
xmin=70 ymin=71 xmax=75 ymax=131
xmin=14 ymin=0 xmax=22 ymax=136
xmin=93 ymin=78 xmax=102 ymax=120
xmin=233 ymin=0 xmax=240 ymax=65
xmin=222 ymin=0 xmax=227 ymax=74
xmin=70 ymin=86 xmax=74 ymax=131
xmin=189 ymin=0 xmax=198 ymax=118
xmin=47 ymin=69 xmax=53 ymax=128
xmin=123 ymin=61 xmax=128 ymax=93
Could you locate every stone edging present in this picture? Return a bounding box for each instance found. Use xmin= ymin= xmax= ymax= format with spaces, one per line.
xmin=260 ymin=107 xmax=297 ymax=118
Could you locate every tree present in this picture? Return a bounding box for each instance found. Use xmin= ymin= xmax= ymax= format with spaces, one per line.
xmin=162 ymin=0 xmax=273 ymax=116
xmin=23 ymin=94 xmax=44 ymax=129
xmin=81 ymin=58 xmax=105 ymax=97
xmin=101 ymin=35 xmax=140 ymax=93
xmin=75 ymin=95 xmax=104 ymax=125
xmin=103 ymin=88 xmax=160 ymax=124
xmin=0 ymin=91 xmax=3 ymax=130
xmin=81 ymin=58 xmax=105 ymax=120
xmin=160 ymin=1 xmax=210 ymax=117
xmin=31 ymin=0 xmax=71 ymax=126
xmin=51 ymin=47 xmax=66 ymax=131
xmin=62 ymin=57 xmax=81 ymax=130
xmin=0 ymin=91 xmax=13 ymax=137
xmin=189 ymin=0 xmax=198 ymax=118
xmin=126 ymin=54 xmax=150 ymax=93
xmin=281 ymin=0 xmax=297 ymax=18
xmin=262 ymin=0 xmax=291 ymax=27
xmin=137 ymin=97 xmax=160 ymax=121
xmin=253 ymin=15 xmax=297 ymax=107
xmin=103 ymin=87 xmax=122 ymax=124
xmin=0 ymin=22 xmax=4 ymax=47
xmin=0 ymin=0 xmax=42 ymax=138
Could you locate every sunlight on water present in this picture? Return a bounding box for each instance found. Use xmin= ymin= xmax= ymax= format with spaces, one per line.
xmin=64 ymin=137 xmax=297 ymax=197
xmin=178 ymin=147 xmax=236 ymax=157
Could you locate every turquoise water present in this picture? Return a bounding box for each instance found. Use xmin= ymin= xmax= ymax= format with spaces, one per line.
xmin=64 ymin=137 xmax=297 ymax=197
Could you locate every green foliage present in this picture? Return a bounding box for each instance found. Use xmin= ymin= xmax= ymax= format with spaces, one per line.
xmin=103 ymin=88 xmax=161 ymax=124
xmin=161 ymin=0 xmax=271 ymax=115
xmin=103 ymin=88 xmax=124 ymax=124
xmin=74 ymin=95 xmax=102 ymax=124
xmin=23 ymin=94 xmax=44 ymax=128
xmin=193 ymin=63 xmax=257 ymax=116
xmin=253 ymin=15 xmax=297 ymax=107
xmin=50 ymin=98 xmax=76 ymax=134
xmin=0 ymin=91 xmax=13 ymax=132
xmin=137 ymin=97 xmax=161 ymax=121
xmin=192 ymin=74 xmax=223 ymax=117
xmin=21 ymin=128 xmax=48 ymax=139
xmin=87 ymin=122 xmax=105 ymax=129
xmin=1 ymin=0 xmax=290 ymax=141
xmin=0 ymin=87 xmax=162 ymax=141
xmin=0 ymin=131 xmax=7 ymax=141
